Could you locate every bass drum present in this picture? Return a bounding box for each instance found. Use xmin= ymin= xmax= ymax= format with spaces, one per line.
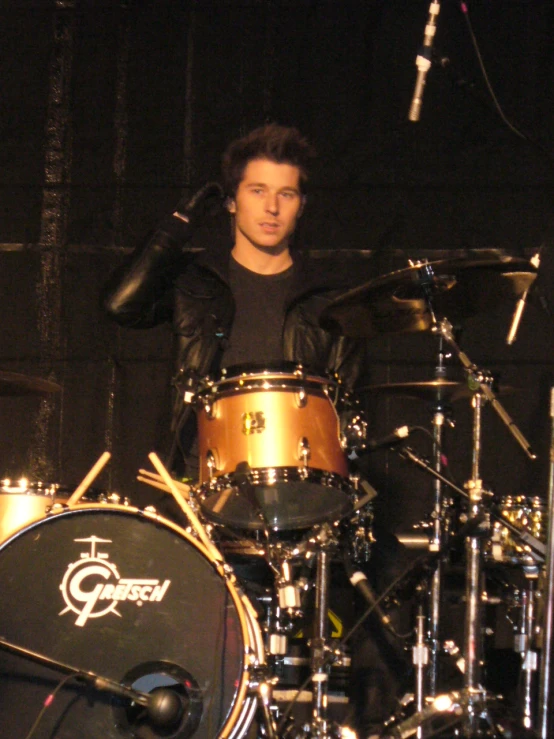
xmin=0 ymin=505 xmax=263 ymax=738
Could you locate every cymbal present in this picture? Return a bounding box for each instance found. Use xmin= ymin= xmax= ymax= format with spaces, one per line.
xmin=357 ymin=379 xmax=517 ymax=403
xmin=0 ymin=370 xmax=61 ymax=396
xmin=320 ymin=256 xmax=538 ymax=338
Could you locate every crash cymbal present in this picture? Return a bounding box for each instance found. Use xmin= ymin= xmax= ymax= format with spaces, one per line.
xmin=357 ymin=379 xmax=517 ymax=403
xmin=0 ymin=370 xmax=61 ymax=396
xmin=320 ymin=256 xmax=538 ymax=338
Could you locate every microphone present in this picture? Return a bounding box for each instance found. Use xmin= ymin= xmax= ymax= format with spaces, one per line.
xmin=343 ymin=556 xmax=394 ymax=632
xmin=506 ymin=250 xmax=541 ymax=345
xmin=408 ymin=1 xmax=441 ymax=122
xmin=93 ymin=678 xmax=184 ymax=729
xmin=366 ymin=425 xmax=413 ymax=451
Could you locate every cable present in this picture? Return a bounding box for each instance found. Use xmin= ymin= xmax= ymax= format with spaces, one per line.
xmin=460 ymin=1 xmax=554 ymax=167
xmin=460 ymin=2 xmax=527 ymax=141
xmin=24 ymin=674 xmax=77 ymax=739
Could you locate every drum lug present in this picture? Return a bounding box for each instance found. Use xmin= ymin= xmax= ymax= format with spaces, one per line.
xmin=298 ymin=437 xmax=311 ymax=469
xmin=295 ymin=387 xmax=307 ymax=408
xmin=206 ymin=449 xmax=218 ymax=478
xmin=204 ymin=399 xmax=215 ymax=419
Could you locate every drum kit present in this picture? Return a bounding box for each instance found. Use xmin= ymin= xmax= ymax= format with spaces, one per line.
xmin=0 ymin=254 xmax=552 ymax=739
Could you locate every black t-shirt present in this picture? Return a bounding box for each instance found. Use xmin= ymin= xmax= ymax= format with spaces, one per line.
xmin=221 ymin=256 xmax=295 ymax=369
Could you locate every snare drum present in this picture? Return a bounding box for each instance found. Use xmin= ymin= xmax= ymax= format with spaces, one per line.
xmin=196 ymin=368 xmax=354 ymax=530
xmin=488 ymin=495 xmax=546 ymax=566
xmin=0 ymin=504 xmax=263 ymax=738
xmin=0 ymin=477 xmax=58 ymax=542
xmin=0 ymin=478 xmax=126 ymax=543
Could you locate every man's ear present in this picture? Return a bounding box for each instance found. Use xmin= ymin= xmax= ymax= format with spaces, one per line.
xmin=226 ymin=198 xmax=236 ymax=214
xmin=298 ymin=195 xmax=307 ymax=218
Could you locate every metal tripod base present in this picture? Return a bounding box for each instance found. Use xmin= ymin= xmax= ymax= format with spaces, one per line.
xmin=382 ymin=689 xmax=522 ymax=739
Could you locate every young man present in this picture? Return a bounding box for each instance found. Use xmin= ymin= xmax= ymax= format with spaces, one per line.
xmin=104 ymin=124 xmax=407 ymax=737
xmin=104 ymin=124 xmax=364 ymax=474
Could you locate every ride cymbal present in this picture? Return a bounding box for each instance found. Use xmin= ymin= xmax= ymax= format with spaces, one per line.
xmin=320 ymin=256 xmax=538 ymax=338
xmin=0 ymin=370 xmax=61 ymax=396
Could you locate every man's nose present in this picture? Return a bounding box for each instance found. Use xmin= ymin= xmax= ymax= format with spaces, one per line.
xmin=265 ymin=193 xmax=279 ymax=214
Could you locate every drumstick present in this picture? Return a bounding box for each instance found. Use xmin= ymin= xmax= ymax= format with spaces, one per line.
xmin=147 ymin=453 xmax=223 ymax=563
xmin=212 ymin=486 xmax=233 ymax=513
xmin=136 ymin=476 xmax=172 ymax=495
xmin=137 ymin=468 xmax=191 ymax=499
xmin=66 ymin=451 xmax=111 ymax=507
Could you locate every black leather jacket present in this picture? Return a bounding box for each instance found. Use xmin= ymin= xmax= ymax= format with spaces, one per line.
xmin=104 ymin=219 xmax=365 ymax=459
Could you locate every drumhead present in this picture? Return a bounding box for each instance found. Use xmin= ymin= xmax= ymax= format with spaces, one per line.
xmin=199 ymin=470 xmax=354 ymax=530
xmin=199 ymin=365 xmax=340 ymax=398
xmin=0 ymin=506 xmax=253 ymax=738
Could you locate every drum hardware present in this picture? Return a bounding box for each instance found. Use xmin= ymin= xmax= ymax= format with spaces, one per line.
xmin=382 ymin=691 xmax=464 ymax=739
xmin=432 ymin=316 xmax=543 ymax=734
xmin=487 ymin=496 xmax=546 ymax=568
xmin=388 ymin=455 xmax=544 ymax=736
xmin=344 ymin=499 xmax=375 ymax=565
xmin=511 ymin=581 xmax=539 ymax=732
xmin=537 ymin=386 xmax=554 ymax=739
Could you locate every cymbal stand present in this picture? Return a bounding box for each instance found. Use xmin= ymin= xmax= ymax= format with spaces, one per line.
xmin=538 ymin=386 xmax=554 ymax=738
xmin=461 ymin=388 xmax=491 ymax=736
xmin=426 ymin=338 xmax=455 ymax=701
xmin=272 ymin=527 xmax=342 ymax=739
xmin=433 ymin=317 xmax=536 ymax=736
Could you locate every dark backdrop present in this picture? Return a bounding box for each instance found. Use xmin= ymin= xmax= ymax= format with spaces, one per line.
xmin=1 ymin=0 xmax=553 ymax=533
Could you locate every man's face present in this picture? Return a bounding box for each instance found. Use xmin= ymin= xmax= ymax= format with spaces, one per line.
xmin=229 ymin=158 xmax=304 ymax=253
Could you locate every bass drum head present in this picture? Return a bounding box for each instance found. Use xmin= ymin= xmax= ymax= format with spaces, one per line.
xmin=0 ymin=506 xmax=253 ymax=738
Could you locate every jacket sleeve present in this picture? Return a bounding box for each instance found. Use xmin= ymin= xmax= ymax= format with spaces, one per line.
xmin=102 ymin=217 xmax=194 ymax=329
xmin=327 ymin=333 xmax=366 ymax=391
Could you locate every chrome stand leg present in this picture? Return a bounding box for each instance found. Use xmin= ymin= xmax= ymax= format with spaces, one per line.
xmin=515 ymin=580 xmax=538 ymax=733
xmin=461 ymin=393 xmax=490 ymax=737
xmin=309 ymin=547 xmax=331 ymax=738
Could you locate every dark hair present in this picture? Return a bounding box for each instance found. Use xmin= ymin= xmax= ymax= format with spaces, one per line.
xmin=221 ymin=124 xmax=316 ymax=198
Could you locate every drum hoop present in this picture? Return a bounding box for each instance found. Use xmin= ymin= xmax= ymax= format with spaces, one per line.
xmin=1 ymin=503 xmax=263 ymax=738
xmin=200 ymin=467 xmax=354 ymax=494
xmin=201 ymin=370 xmax=338 ymax=397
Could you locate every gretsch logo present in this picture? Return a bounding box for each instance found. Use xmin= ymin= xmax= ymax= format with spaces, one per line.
xmin=59 ymin=535 xmax=170 ymax=627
